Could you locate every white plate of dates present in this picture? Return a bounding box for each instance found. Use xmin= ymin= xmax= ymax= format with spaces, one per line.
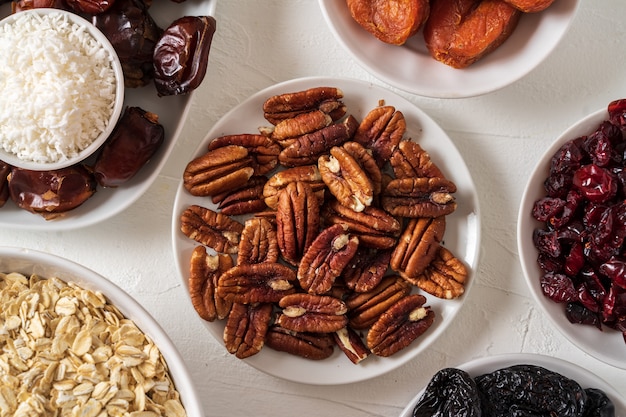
xmin=319 ymin=0 xmax=579 ymax=98
xmin=0 ymin=0 xmax=216 ymax=230
xmin=399 ymin=353 xmax=625 ymax=417
xmin=171 ymin=76 xmax=481 ymax=385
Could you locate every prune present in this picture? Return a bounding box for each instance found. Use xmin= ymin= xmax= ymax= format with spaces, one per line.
xmin=475 ymin=364 xmax=587 ymax=417
xmin=412 ymin=368 xmax=481 ymax=417
xmin=583 ymin=388 xmax=615 ymax=417
xmin=93 ymin=106 xmax=164 ymax=187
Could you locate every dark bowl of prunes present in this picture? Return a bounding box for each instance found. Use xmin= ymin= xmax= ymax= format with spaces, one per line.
xmin=399 ymin=353 xmax=624 ymax=417
xmin=517 ymin=99 xmax=626 ymax=369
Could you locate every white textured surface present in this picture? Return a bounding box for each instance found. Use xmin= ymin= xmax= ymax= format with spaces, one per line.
xmin=1 ymin=1 xmax=626 ymax=416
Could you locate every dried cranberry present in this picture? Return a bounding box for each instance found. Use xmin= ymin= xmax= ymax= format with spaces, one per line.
xmin=533 ymin=229 xmax=561 ymax=258
xmin=532 ymin=197 xmax=566 ymax=222
xmin=565 ymin=303 xmax=602 ymax=329
xmin=537 ymin=253 xmax=564 ymax=274
xmin=584 ymin=125 xmax=615 ymax=167
xmin=540 ymin=273 xmax=577 ymax=303
xmin=573 ymin=164 xmax=617 ymax=203
xmin=599 ymin=258 xmax=626 ymax=289
xmin=608 ymin=98 xmax=626 ymax=129
xmin=564 ymin=242 xmax=585 ymax=277
xmin=550 ymin=139 xmax=586 ymax=175
xmin=544 ymin=172 xmax=573 ymax=198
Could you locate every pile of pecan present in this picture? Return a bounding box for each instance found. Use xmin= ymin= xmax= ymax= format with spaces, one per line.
xmin=179 ymin=86 xmax=468 ymax=364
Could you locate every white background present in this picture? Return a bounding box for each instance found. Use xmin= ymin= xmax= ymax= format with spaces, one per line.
xmin=1 ymin=1 xmax=625 ymax=416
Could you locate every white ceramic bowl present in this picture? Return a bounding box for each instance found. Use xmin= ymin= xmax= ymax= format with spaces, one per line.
xmin=0 ymin=246 xmax=205 ymax=417
xmin=517 ymin=106 xmax=626 ymax=370
xmin=0 ymin=8 xmax=124 ymax=171
xmin=319 ymin=0 xmax=579 ymax=98
xmin=399 ymin=353 xmax=626 ymax=416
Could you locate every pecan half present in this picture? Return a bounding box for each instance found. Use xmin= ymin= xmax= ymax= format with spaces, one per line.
xmin=382 ymin=177 xmax=457 ymax=217
xmin=207 ymin=134 xmax=281 ymax=175
xmin=390 ymin=216 xmax=445 ymax=277
xmin=319 ymin=144 xmax=375 ymax=213
xmin=217 ymin=263 xmax=296 ymax=304
xmin=211 ymin=175 xmax=268 ymax=216
xmin=278 ymin=115 xmax=358 ymax=167
xmin=390 ymin=140 xmax=445 ymax=179
xmin=353 ymin=104 xmax=406 ymax=166
xmin=333 ymin=327 xmax=370 ymax=364
xmin=407 ymin=246 xmax=468 ymax=299
xmin=276 ymin=293 xmax=348 ymax=333
xmin=366 ymin=294 xmax=435 ymax=357
xmin=238 ymin=217 xmax=280 ymax=265
xmin=263 ymin=165 xmax=325 ymax=210
xmin=265 ymin=326 xmax=335 ymax=360
xmin=223 ymin=302 xmax=273 ymax=359
xmin=297 ymin=224 xmax=359 ymax=295
xmin=183 ymin=145 xmax=254 ymax=196
xmin=342 ymin=248 xmax=393 ymax=293
xmin=263 ymin=86 xmax=345 ymax=125
xmin=322 ymin=199 xmax=400 ymax=249
xmin=345 ymin=276 xmax=412 ymax=329
xmin=266 ymin=109 xmax=333 ymax=148
xmin=180 ymin=205 xmax=244 ymax=254
xmin=276 ymin=181 xmax=321 ymax=266
xmin=188 ymin=245 xmax=234 ymax=321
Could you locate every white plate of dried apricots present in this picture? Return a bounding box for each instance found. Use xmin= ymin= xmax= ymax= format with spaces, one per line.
xmin=171 ymin=76 xmax=481 ymax=384
xmin=319 ymin=0 xmax=579 ymax=98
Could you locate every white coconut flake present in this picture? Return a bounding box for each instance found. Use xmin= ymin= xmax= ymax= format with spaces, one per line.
xmin=0 ymin=11 xmax=117 ymax=164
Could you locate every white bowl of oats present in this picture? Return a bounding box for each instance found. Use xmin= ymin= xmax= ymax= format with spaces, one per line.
xmin=0 ymin=8 xmax=124 ymax=171
xmin=0 ymin=246 xmax=204 ymax=417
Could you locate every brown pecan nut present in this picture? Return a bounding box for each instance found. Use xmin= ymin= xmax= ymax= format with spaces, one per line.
xmin=263 ymin=165 xmax=325 ymax=210
xmin=217 ymin=262 xmax=296 ymax=304
xmin=207 ymin=134 xmax=281 ymax=175
xmin=180 ymin=205 xmax=244 ymax=254
xmin=238 ymin=217 xmax=280 ymax=265
xmin=263 ymin=86 xmax=346 ymax=125
xmin=333 ymin=327 xmax=370 ymax=364
xmin=407 ymin=246 xmax=468 ymax=299
xmin=211 ymin=175 xmax=268 ymax=216
xmin=381 ymin=177 xmax=457 ymax=218
xmin=366 ymin=294 xmax=435 ymax=357
xmin=183 ymin=145 xmax=254 ymax=196
xmin=297 ymin=224 xmax=359 ymax=295
xmin=342 ymin=248 xmax=393 ymax=293
xmin=265 ymin=109 xmax=333 ymax=148
xmin=353 ymin=105 xmax=405 ymax=166
xmin=223 ymin=302 xmax=273 ymax=359
xmin=276 ymin=293 xmax=348 ymax=333
xmin=264 ymin=326 xmax=335 ymax=360
xmin=276 ymin=181 xmax=321 ymax=266
xmin=322 ymin=199 xmax=400 ymax=249
xmin=390 ymin=217 xmax=445 ymax=277
xmin=345 ymin=275 xmax=412 ymax=329
xmin=318 ymin=144 xmax=375 ymax=213
xmin=188 ymin=245 xmax=234 ymax=322
xmin=278 ymin=115 xmax=358 ymax=167
xmin=390 ymin=140 xmax=445 ymax=179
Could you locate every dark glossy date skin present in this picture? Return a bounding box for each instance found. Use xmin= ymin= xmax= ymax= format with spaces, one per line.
xmin=93 ymin=0 xmax=162 ymax=87
xmin=153 ymin=15 xmax=216 ymax=96
xmin=0 ymin=161 xmax=10 ymax=208
xmin=412 ymin=368 xmax=481 ymax=417
xmin=93 ymin=106 xmax=164 ymax=188
xmin=8 ymin=166 xmax=97 ymax=219
xmin=66 ymin=0 xmax=115 ymax=14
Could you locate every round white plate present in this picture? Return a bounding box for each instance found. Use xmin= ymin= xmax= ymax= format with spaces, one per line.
xmin=171 ymin=76 xmax=481 ymax=385
xmin=318 ymin=0 xmax=579 ymax=98
xmin=0 ymin=246 xmax=205 ymax=417
xmin=399 ymin=353 xmax=626 ymax=416
xmin=0 ymin=0 xmax=216 ymax=231
xmin=518 ymin=107 xmax=626 ymax=370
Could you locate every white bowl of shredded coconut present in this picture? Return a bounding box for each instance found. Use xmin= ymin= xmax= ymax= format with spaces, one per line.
xmin=0 ymin=8 xmax=124 ymax=171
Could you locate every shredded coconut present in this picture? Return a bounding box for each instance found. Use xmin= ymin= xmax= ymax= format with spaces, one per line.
xmin=0 ymin=11 xmax=117 ymax=164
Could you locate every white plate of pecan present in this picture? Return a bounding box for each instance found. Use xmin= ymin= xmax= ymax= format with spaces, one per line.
xmin=171 ymin=76 xmax=481 ymax=384
xmin=0 ymin=0 xmax=216 ymax=230
xmin=319 ymin=0 xmax=579 ymax=98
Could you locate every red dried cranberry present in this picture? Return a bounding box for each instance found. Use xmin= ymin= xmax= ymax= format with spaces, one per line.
xmin=608 ymin=99 xmax=626 ymax=129
xmin=565 ymin=303 xmax=602 ymax=329
xmin=540 ymin=273 xmax=577 ymax=303
xmin=573 ymin=164 xmax=617 ymax=202
xmin=550 ymin=139 xmax=586 ymax=175
xmin=564 ymin=242 xmax=585 ymax=277
xmin=599 ymin=258 xmax=626 ymax=289
xmin=544 ymin=172 xmax=573 ymax=198
xmin=533 ymin=229 xmax=561 ymax=258
xmin=532 ymin=197 xmax=566 ymax=222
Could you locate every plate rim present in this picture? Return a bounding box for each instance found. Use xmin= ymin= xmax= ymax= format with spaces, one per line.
xmin=171 ymin=75 xmax=482 ymax=385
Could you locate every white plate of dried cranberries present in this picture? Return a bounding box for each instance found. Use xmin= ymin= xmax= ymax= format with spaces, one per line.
xmin=518 ymin=99 xmax=626 ymax=370
xmin=319 ymin=0 xmax=579 ymax=98
xmin=399 ymin=353 xmax=625 ymax=417
xmin=172 ymin=76 xmax=481 ymax=384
